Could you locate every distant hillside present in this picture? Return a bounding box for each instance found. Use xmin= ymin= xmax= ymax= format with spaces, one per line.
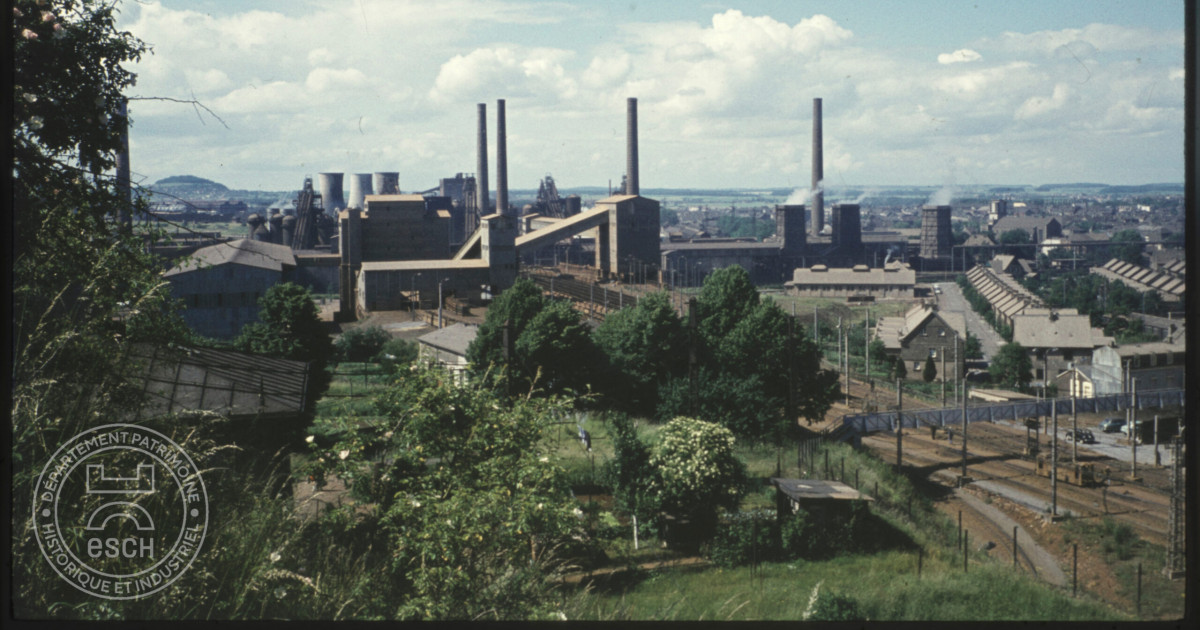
xmin=150 ymin=175 xmax=230 ymax=199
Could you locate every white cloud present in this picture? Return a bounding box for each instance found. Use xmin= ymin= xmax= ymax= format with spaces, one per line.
xmin=937 ymin=49 xmax=981 ymax=64
xmin=429 ymin=46 xmax=577 ymax=103
xmin=1015 ymin=83 xmax=1072 ymax=119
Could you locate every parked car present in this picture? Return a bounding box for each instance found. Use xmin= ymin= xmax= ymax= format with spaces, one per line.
xmin=1100 ymin=417 xmax=1126 ymax=433
xmin=1067 ymin=428 xmax=1097 ymax=444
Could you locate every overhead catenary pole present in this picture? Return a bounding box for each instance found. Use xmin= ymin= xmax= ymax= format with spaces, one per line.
xmin=1051 ymin=394 xmax=1058 ymax=517
xmin=1130 ymin=378 xmax=1138 ymax=480
xmin=896 ymin=378 xmax=903 ymax=472
xmin=961 ymin=380 xmax=969 ymax=481
xmin=1071 ymin=378 xmax=1078 ymax=464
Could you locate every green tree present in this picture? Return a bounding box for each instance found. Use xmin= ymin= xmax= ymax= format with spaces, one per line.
xmin=467 ymin=278 xmax=546 ymax=385
xmin=648 ymin=417 xmax=748 ymax=545
xmin=235 ymin=282 xmax=332 ymax=365
xmin=989 ymin=343 xmax=1033 ymax=390
xmin=655 ymin=369 xmax=782 ymax=442
xmin=602 ymin=414 xmax=658 ymax=527
xmin=334 ymin=325 xmax=391 ymax=362
xmin=696 ymin=266 xmax=761 ymax=345
xmin=1110 ymin=230 xmax=1145 ymax=265
xmin=312 ymin=366 xmax=588 ymax=620
xmin=923 ymin=354 xmax=938 ymax=382
xmin=965 ymin=332 xmax=983 ymax=360
xmin=593 ymin=291 xmax=687 ymax=413
xmin=379 ymin=337 xmax=419 ymax=371
xmin=893 ymin=356 xmax=908 ymax=380
xmin=514 ymin=299 xmax=602 ymax=394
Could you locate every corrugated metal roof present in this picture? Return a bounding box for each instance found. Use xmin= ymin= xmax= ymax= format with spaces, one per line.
xmin=164 ymin=238 xmax=296 ymax=277
xmin=787 ymin=265 xmax=916 ymax=287
xmin=126 ymin=344 xmax=310 ymax=421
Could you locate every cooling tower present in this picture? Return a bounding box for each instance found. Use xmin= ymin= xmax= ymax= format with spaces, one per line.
xmin=373 ymin=172 xmax=400 ymax=195
xmin=811 ymin=98 xmax=824 ymax=237
xmin=626 ymin=97 xmax=639 ymax=196
xmin=317 ymin=172 xmax=346 ymax=213
xmin=496 ymin=99 xmax=509 ymax=216
xmin=347 ymin=173 xmax=373 ymax=209
xmin=477 ymin=103 xmax=490 ymax=215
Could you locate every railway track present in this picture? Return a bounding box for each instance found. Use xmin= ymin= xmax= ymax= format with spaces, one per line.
xmin=862 ymin=423 xmax=1173 ymax=546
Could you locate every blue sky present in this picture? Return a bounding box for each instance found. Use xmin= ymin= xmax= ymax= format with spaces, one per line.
xmin=117 ymin=1 xmax=1185 ymax=192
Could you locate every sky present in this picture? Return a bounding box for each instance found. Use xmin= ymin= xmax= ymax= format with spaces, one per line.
xmin=116 ymin=0 xmax=1186 ymax=193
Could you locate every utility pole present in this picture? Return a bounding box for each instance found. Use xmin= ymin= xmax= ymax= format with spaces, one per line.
xmin=961 ymin=380 xmax=969 ymax=482
xmin=688 ymin=298 xmax=699 ymax=415
xmin=1130 ymin=378 xmax=1139 ymax=481
xmin=1164 ymin=437 xmax=1185 ymax=578
xmin=896 ymin=378 xmax=903 ymax=472
xmin=941 ymin=346 xmax=947 ymax=408
xmin=1051 ymin=395 xmax=1058 ymax=517
xmin=1071 ymin=378 xmax=1078 ymax=464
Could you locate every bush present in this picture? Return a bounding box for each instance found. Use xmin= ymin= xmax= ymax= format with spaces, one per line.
xmin=334 ymin=325 xmax=391 ymax=362
xmin=379 ymin=338 xmax=418 ymax=371
xmin=706 ymin=510 xmax=779 ymax=567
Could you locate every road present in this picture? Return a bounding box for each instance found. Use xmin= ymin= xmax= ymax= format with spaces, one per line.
xmin=933 ymin=281 xmax=1004 ymax=361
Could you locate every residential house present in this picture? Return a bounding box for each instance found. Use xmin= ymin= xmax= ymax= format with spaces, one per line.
xmin=874 ymin=304 xmax=967 ymax=381
xmin=1011 ymin=308 xmax=1112 ymax=384
xmin=417 ymin=323 xmax=478 ymax=381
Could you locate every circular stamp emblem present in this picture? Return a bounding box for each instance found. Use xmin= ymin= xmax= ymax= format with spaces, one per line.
xmin=32 ymin=424 xmax=208 ymax=600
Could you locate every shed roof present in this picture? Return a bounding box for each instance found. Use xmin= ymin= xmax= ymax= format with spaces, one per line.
xmin=418 ymin=323 xmax=479 ymax=357
xmin=770 ymin=478 xmax=873 ymax=502
xmin=1011 ymin=312 xmax=1108 ymax=349
xmin=164 ymin=238 xmax=296 ymax=276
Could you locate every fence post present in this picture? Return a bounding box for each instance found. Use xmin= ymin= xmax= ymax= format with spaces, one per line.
xmin=963 ymin=530 xmax=969 ymax=572
xmin=1013 ymin=526 xmax=1018 ymax=567
xmin=1072 ymin=543 xmax=1078 ymax=597
xmin=957 ymin=511 xmax=962 ymax=551
xmin=1136 ymin=562 xmax=1142 ymax=615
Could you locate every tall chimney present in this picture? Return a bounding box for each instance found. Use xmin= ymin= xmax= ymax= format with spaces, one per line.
xmin=812 ymin=97 xmax=824 ymax=237
xmin=115 ymin=98 xmax=131 ymax=231
xmin=496 ymin=99 xmax=508 ymax=216
xmin=476 ymin=103 xmax=490 ymax=215
xmin=626 ymin=97 xmax=639 ymax=196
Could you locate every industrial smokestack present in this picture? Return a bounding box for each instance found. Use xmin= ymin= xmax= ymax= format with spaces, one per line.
xmin=317 ymin=172 xmax=346 ymax=213
xmin=373 ymin=172 xmax=399 ymax=195
xmin=115 ymin=97 xmax=131 ymax=231
xmin=496 ymin=99 xmax=508 ymax=216
xmin=347 ymin=173 xmax=373 ymax=209
xmin=477 ymin=103 xmax=490 ymax=215
xmin=626 ymin=97 xmax=639 ymax=196
xmin=812 ymin=97 xmax=824 ymax=237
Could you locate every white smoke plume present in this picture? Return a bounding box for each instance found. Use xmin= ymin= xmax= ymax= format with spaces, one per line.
xmin=926 ymin=185 xmax=956 ymax=206
xmin=785 ymin=187 xmax=809 ymax=205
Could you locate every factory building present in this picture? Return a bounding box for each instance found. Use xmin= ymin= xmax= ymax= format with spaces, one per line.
xmin=164 ymin=239 xmax=297 ymax=339
xmin=340 ymin=97 xmax=661 ymax=320
xmin=784 ymin=262 xmax=916 ymax=299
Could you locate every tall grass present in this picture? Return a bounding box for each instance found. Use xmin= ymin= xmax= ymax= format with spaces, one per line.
xmin=560 ymin=554 xmax=1123 ymax=621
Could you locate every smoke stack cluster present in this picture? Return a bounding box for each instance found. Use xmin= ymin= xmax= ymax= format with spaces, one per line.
xmin=626 ymin=97 xmax=639 ymax=196
xmin=476 ymin=103 xmax=490 ymax=215
xmin=496 ymin=99 xmax=509 ymax=216
xmin=811 ymin=97 xmax=823 ymax=237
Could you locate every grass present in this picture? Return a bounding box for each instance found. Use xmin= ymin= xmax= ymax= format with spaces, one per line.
xmin=1060 ymin=517 xmax=1186 ymax=620
xmin=559 ymin=556 xmax=1122 ymax=621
